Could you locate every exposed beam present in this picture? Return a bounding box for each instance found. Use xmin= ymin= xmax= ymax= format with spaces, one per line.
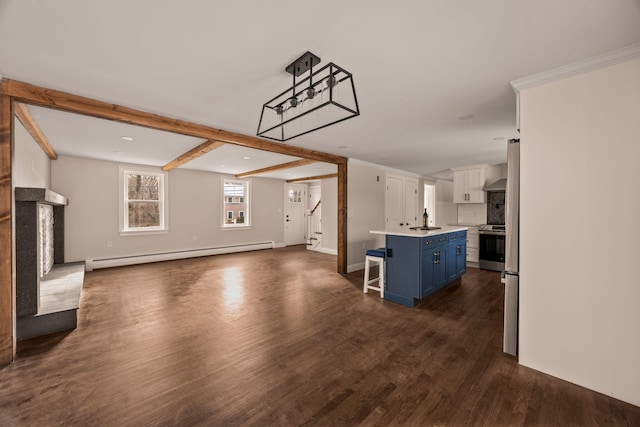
xmin=337 ymin=161 xmax=348 ymax=274
xmin=0 ymin=94 xmax=14 ymax=365
xmin=14 ymin=103 xmax=57 ymax=160
xmin=0 ymin=79 xmax=347 ymax=165
xmin=286 ymin=173 xmax=337 ymax=183
xmin=0 ymin=78 xmax=349 ymax=314
xmin=236 ymin=159 xmax=317 ymax=179
xmin=162 ymin=140 xmax=225 ymax=171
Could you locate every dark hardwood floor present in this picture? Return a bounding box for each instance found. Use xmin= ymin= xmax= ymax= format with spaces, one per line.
xmin=1 ymin=246 xmax=638 ymax=426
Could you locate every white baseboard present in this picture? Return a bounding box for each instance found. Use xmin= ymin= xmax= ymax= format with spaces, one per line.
xmin=273 ymin=242 xmax=286 ymax=249
xmin=314 ymin=247 xmax=337 ymax=256
xmin=86 ymin=241 xmax=275 ymax=271
xmin=347 ymin=262 xmax=365 ymax=273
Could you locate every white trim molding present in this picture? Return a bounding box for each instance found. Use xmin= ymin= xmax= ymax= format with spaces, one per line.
xmin=86 ymin=241 xmax=276 ymax=271
xmin=511 ymin=43 xmax=640 ymax=93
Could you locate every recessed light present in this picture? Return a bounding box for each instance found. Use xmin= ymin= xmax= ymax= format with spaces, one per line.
xmin=121 ymin=136 xmax=133 ymax=141
xmin=286 ymin=173 xmax=292 ymax=176
xmin=493 ymin=136 xmax=505 ymax=141
xmin=458 ymin=114 xmax=474 ymax=121
xmin=113 ymin=150 xmax=122 ymax=153
xmin=221 ymin=165 xmax=226 ymax=168
xmin=338 ymin=145 xmax=348 ymax=149
xmin=243 ymin=156 xmax=251 ymax=160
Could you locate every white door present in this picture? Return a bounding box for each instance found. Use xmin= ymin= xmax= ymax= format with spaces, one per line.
xmin=284 ymin=183 xmax=306 ymax=246
xmin=403 ymin=178 xmax=418 ymax=227
xmin=386 ymin=174 xmax=404 ymax=228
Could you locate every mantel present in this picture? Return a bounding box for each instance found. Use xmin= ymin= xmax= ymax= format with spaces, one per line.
xmin=15 ymin=187 xmax=68 ymax=206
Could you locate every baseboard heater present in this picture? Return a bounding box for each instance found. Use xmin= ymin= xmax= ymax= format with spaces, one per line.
xmin=86 ymin=241 xmax=275 ymax=271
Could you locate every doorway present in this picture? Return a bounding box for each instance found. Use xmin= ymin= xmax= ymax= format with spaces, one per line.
xmin=284 ymin=183 xmax=307 ymax=246
xmin=424 ymin=183 xmax=436 ymax=226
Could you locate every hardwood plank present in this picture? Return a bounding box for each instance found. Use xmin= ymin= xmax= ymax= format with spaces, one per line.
xmin=0 ymin=94 xmax=14 ymax=365
xmin=235 ymin=159 xmax=316 ymax=178
xmin=14 ymin=102 xmax=57 ymax=160
xmin=286 ymin=173 xmax=337 ymax=183
xmin=0 ymin=79 xmax=347 ymax=165
xmin=1 ymin=250 xmax=637 ymax=425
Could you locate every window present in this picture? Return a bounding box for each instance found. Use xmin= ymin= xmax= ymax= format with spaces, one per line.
xmin=120 ymin=166 xmax=168 ymax=233
xmin=223 ymin=179 xmax=250 ymax=228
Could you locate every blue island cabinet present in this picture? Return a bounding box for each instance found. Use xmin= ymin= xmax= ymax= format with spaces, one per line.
xmin=384 ymin=230 xmax=467 ymax=307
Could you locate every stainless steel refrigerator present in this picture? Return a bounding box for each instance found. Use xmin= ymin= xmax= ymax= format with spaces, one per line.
xmin=503 ymin=139 xmax=520 ymax=356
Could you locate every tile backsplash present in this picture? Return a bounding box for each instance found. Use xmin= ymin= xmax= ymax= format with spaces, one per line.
xmin=457 ymin=203 xmax=487 ymax=225
xmin=487 ymin=191 xmax=506 ymax=225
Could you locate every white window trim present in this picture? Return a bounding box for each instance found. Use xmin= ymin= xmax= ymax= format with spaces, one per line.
xmin=221 ymin=177 xmax=251 ymax=230
xmin=119 ymin=165 xmax=169 ymax=235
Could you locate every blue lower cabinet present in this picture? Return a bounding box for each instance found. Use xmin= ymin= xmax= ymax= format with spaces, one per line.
xmin=384 ymin=231 xmax=467 ymax=307
xmin=446 ymin=238 xmax=459 ymax=282
xmin=384 ymin=235 xmax=421 ymax=307
xmin=456 ymin=235 xmax=467 ymax=277
xmin=421 ymin=249 xmax=436 ymax=297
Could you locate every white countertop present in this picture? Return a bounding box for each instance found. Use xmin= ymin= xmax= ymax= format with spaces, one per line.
xmin=370 ymin=226 xmax=468 ymax=238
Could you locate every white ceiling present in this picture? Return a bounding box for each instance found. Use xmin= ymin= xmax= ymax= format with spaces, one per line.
xmin=1 ymin=1 xmax=639 ymax=179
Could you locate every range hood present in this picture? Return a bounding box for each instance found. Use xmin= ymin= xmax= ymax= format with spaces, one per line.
xmin=483 ymin=178 xmax=507 ymax=192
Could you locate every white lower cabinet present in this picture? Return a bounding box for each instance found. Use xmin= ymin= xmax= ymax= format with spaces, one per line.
xmin=466 ymin=226 xmax=479 ymax=263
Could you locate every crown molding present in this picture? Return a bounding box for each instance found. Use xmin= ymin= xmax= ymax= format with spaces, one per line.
xmin=511 ymin=43 xmax=640 ymax=93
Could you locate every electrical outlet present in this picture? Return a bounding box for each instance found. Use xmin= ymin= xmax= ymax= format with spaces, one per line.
xmin=107 ymin=241 xmax=112 ymax=248
xmin=192 ymin=235 xmax=198 ymax=241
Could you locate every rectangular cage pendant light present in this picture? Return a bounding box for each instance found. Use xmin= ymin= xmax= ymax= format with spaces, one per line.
xmin=257 ymin=51 xmax=360 ymax=142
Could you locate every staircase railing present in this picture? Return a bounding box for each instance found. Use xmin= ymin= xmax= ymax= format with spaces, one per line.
xmin=306 ymin=200 xmax=321 ymax=249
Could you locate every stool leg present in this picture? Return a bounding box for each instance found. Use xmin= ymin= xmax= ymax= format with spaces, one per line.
xmin=379 ymin=259 xmax=384 ymax=298
xmin=363 ymin=257 xmax=370 ymax=293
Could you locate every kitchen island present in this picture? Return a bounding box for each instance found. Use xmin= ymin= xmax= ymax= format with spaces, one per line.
xmin=370 ymin=227 xmax=468 ymax=307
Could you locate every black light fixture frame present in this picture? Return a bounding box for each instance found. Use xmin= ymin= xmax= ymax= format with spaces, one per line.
xmin=257 ymin=51 xmax=360 ymax=142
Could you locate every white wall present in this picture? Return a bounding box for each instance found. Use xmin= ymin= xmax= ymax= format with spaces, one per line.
xmin=51 ymin=156 xmax=285 ymax=263
xmin=346 ymin=159 xmax=386 ymax=272
xmin=518 ymin=58 xmax=640 ymax=406
xmin=13 ymin=118 xmax=50 ymax=188
xmin=435 ymin=180 xmax=457 ymax=226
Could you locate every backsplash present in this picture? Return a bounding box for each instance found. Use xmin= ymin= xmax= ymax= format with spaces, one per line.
xmin=457 ymin=203 xmax=487 ymax=225
xmin=487 ymin=191 xmax=506 ymax=225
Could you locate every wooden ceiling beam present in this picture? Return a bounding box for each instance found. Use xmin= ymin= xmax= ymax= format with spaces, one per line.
xmin=14 ymin=103 xmax=57 ymax=160
xmin=162 ymin=140 xmax=225 ymax=171
xmin=286 ymin=173 xmax=337 ymax=183
xmin=0 ymin=79 xmax=347 ymax=165
xmin=236 ymin=159 xmax=317 ymax=179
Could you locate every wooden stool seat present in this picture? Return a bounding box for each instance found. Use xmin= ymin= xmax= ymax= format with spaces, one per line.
xmin=363 ymin=248 xmax=385 ymax=298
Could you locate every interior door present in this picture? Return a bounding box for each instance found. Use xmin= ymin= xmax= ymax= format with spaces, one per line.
xmin=386 ymin=174 xmax=404 ymax=227
xmin=403 ymin=178 xmax=418 ymax=227
xmin=284 ymin=183 xmax=307 ymax=246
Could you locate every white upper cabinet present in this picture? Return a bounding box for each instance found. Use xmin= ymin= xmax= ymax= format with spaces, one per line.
xmin=453 ymin=168 xmax=486 ymax=204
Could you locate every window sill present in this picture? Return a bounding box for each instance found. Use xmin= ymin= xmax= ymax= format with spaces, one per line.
xmin=120 ymin=229 xmax=169 ymax=236
xmin=220 ymin=226 xmax=252 ymax=231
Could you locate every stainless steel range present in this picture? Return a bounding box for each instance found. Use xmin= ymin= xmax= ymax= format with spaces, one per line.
xmin=479 ymin=224 xmax=506 ymax=271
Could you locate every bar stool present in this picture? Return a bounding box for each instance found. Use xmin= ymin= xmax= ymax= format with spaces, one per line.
xmin=363 ymin=248 xmax=386 ymax=298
